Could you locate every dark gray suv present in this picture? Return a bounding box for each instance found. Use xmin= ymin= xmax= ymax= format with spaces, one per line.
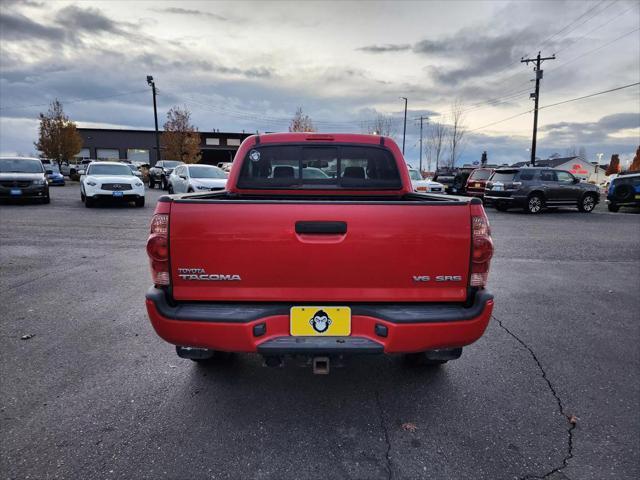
xmin=484 ymin=167 xmax=600 ymax=214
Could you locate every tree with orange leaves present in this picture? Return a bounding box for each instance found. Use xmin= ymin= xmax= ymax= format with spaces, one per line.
xmin=605 ymin=154 xmax=621 ymax=176
xmin=629 ymin=146 xmax=640 ymax=172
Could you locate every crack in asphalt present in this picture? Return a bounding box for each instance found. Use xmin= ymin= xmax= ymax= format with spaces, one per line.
xmin=374 ymin=390 xmax=393 ymax=480
xmin=493 ymin=315 xmax=576 ymax=480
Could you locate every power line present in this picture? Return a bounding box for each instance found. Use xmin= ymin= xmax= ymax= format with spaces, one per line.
xmin=460 ymin=86 xmax=532 ymax=114
xmin=548 ymin=26 xmax=640 ymax=74
xmin=0 ymin=89 xmax=148 ymax=111
xmin=537 ymin=0 xmax=617 ymax=52
xmin=469 ymin=110 xmax=532 ymax=132
xmin=469 ymin=81 xmax=639 ymax=132
xmin=174 ymin=93 xmax=406 ymax=129
xmin=539 ymin=81 xmax=639 ymax=110
xmin=553 ymin=2 xmax=637 ymax=55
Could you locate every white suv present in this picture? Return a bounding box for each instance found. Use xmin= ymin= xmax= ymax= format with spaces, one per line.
xmin=81 ymin=162 xmax=145 ymax=208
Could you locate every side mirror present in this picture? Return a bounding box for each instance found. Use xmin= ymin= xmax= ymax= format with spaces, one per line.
xmin=573 ymin=177 xmax=580 ymax=184
xmin=179 ymin=175 xmax=187 ymax=180
xmin=45 ymin=170 xmax=53 ymax=175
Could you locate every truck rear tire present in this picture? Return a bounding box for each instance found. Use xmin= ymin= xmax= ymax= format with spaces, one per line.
xmin=148 ymin=177 xmax=155 ymax=189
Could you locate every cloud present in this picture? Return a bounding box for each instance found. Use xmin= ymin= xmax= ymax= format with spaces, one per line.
xmin=358 ymin=43 xmax=411 ymax=53
xmin=419 ymin=27 xmax=546 ymax=85
xmin=55 ymin=5 xmax=123 ymax=34
xmin=1 ymin=0 xmax=43 ymax=7
xmin=0 ymin=10 xmax=65 ymax=42
xmin=539 ymin=113 xmax=640 ymax=145
xmin=157 ymin=7 xmax=227 ymax=21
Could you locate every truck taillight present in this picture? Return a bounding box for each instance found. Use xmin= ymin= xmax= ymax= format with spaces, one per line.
xmin=147 ymin=213 xmax=170 ymax=286
xmin=470 ymin=205 xmax=493 ymax=288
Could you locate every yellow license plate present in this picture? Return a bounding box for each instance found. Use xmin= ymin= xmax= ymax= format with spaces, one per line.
xmin=290 ymin=306 xmax=351 ymax=336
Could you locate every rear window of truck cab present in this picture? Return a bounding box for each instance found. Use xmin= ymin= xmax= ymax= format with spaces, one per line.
xmin=237 ymin=145 xmax=402 ymax=189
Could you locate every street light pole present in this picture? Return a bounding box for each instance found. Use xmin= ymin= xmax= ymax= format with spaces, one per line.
xmin=400 ymin=97 xmax=408 ymax=155
xmin=417 ymin=116 xmax=428 ymax=173
xmin=419 ymin=116 xmax=423 ymax=171
xmin=147 ymin=75 xmax=161 ymax=165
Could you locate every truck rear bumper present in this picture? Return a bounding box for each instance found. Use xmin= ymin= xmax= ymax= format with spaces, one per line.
xmin=145 ymin=288 xmax=494 ymax=354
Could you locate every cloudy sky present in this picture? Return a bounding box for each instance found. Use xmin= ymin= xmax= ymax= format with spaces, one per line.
xmin=1 ymin=0 xmax=638 ymax=167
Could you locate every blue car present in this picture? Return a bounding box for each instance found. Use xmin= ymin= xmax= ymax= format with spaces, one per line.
xmin=45 ymin=165 xmax=65 ymax=186
xmin=607 ymin=172 xmax=640 ymax=212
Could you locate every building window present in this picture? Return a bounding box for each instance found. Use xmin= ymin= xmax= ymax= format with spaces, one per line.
xmin=75 ymin=148 xmax=90 ymax=160
xmin=127 ymin=149 xmax=150 ymax=163
xmin=205 ymin=138 xmax=220 ymax=146
xmin=227 ymin=138 xmax=241 ymax=146
xmin=96 ymin=148 xmax=120 ymax=160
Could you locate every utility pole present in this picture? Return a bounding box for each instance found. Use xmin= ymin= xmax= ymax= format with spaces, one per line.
xmin=146 ymin=75 xmax=161 ymax=165
xmin=417 ymin=115 xmax=429 ymax=172
xmin=521 ymin=52 xmax=555 ymax=166
xmin=400 ymin=97 xmax=408 ymax=155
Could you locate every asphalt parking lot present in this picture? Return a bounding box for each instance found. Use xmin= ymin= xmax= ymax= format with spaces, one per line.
xmin=1 ymin=183 xmax=638 ymax=480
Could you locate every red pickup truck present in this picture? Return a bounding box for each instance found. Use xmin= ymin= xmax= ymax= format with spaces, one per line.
xmin=145 ymin=133 xmax=494 ymax=373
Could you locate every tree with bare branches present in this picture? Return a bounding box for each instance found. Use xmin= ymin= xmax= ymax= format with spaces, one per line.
xmin=161 ymin=106 xmax=201 ymax=163
xmin=426 ymin=120 xmax=447 ymax=171
xmin=34 ymin=99 xmax=83 ymax=169
xmin=364 ymin=113 xmax=396 ymax=139
xmin=447 ymin=100 xmax=466 ymax=168
xmin=289 ymin=107 xmax=316 ymax=132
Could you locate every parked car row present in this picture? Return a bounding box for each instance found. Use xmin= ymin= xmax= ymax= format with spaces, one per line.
xmin=5 ymin=155 xmax=636 ymax=214
xmin=416 ymin=163 xmax=638 ymax=214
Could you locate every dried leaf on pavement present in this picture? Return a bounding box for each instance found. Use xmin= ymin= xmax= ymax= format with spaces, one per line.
xmin=401 ymin=422 xmax=417 ymax=432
